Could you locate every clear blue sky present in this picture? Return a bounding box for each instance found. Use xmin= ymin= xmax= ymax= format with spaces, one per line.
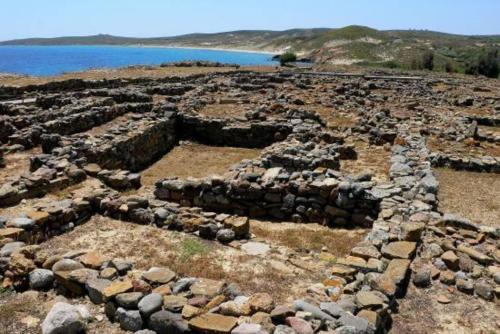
xmin=1 ymin=0 xmax=499 ymax=41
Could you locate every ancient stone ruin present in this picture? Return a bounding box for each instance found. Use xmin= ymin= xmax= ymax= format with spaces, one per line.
xmin=0 ymin=66 xmax=498 ymax=334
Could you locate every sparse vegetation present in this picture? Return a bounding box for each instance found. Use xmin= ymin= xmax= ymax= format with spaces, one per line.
xmin=465 ymin=48 xmax=500 ymax=78
xmin=279 ymin=51 xmax=297 ymax=66
xmin=180 ymin=238 xmax=208 ymax=259
xmin=422 ymin=50 xmax=435 ymax=70
xmin=2 ymin=26 xmax=500 ymax=77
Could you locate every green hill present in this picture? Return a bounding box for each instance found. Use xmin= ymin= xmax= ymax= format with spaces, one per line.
xmin=2 ymin=26 xmax=499 ymax=74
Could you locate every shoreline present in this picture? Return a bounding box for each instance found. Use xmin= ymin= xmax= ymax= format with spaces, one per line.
xmin=0 ymin=43 xmax=281 ymax=55
xmin=133 ymin=44 xmax=281 ymax=55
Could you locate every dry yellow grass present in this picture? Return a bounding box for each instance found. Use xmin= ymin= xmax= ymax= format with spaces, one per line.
xmin=140 ymin=142 xmax=261 ymax=188
xmin=340 ymin=139 xmax=391 ymax=181
xmin=198 ymin=103 xmax=250 ymax=119
xmin=435 ymin=168 xmax=500 ymax=226
xmin=37 ymin=216 xmax=325 ymax=303
xmin=0 ymin=146 xmax=42 ymax=183
xmin=250 ymin=220 xmax=366 ymax=256
xmin=427 ymin=136 xmax=500 ymax=157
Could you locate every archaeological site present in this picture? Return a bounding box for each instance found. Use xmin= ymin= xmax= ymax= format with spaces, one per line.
xmin=0 ymin=63 xmax=498 ymax=334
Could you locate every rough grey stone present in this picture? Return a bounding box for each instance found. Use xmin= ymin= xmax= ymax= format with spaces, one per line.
xmin=29 ymin=269 xmax=55 ymax=290
xmin=0 ymin=241 xmax=25 ymax=257
xmin=116 ymin=307 xmax=143 ymax=332
xmin=41 ymin=302 xmax=90 ymax=334
xmin=138 ymin=293 xmax=163 ymax=317
xmin=147 ymin=310 xmax=188 ymax=334
xmin=273 ymin=325 xmax=297 ymax=334
xmin=116 ymin=292 xmax=144 ymax=309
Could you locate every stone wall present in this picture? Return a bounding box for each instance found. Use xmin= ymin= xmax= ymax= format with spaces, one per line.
xmin=177 ymin=114 xmax=293 ymax=148
xmin=430 ymin=152 xmax=500 ymax=173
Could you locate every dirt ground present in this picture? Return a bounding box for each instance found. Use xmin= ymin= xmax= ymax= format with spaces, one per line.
xmin=36 ymin=214 xmax=359 ymax=304
xmin=427 ymin=136 xmax=500 ymax=158
xmin=340 ymin=139 xmax=391 ymax=182
xmin=198 ymin=103 xmax=251 ymax=119
xmin=250 ymin=219 xmax=366 ymax=256
xmin=0 ymin=146 xmax=42 ymax=182
xmin=139 ymin=141 xmax=261 ymax=189
xmin=478 ymin=125 xmax=500 ymax=137
xmin=435 ymin=168 xmax=500 ymax=226
xmin=391 ymin=283 xmax=500 ymax=334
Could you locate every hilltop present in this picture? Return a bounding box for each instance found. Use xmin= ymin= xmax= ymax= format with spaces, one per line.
xmin=1 ymin=25 xmax=500 ymax=73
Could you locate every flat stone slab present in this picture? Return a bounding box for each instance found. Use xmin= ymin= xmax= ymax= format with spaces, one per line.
xmin=241 ymin=242 xmax=270 ymax=256
xmin=381 ymin=241 xmax=416 ymax=259
xmin=190 ymin=278 xmax=225 ymax=298
xmin=188 ymin=313 xmax=238 ymax=334
xmin=142 ymin=267 xmax=176 ymax=284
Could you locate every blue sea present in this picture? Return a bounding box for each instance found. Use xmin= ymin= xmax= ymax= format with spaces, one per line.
xmin=0 ymin=45 xmax=277 ymax=76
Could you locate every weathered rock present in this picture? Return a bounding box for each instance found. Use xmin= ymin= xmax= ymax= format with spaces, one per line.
xmin=148 ymin=310 xmax=188 ymax=334
xmin=190 ymin=278 xmax=225 ymax=298
xmin=337 ymin=313 xmax=374 ymax=334
xmin=142 ymin=267 xmax=176 ymax=284
xmin=457 ymin=244 xmax=493 ymax=265
xmin=41 ymin=302 xmax=90 ymax=334
xmin=474 ymin=281 xmax=494 ymax=300
xmin=285 ymin=317 xmax=313 ymax=334
xmin=188 ymin=313 xmax=238 ymax=333
xmin=103 ymin=279 xmax=133 ymax=299
xmin=456 ymin=278 xmax=474 ymax=294
xmin=138 ymin=293 xmax=163 ymax=316
xmin=216 ymin=229 xmax=236 ymax=243
xmin=224 ymin=216 xmax=250 ymax=238
xmin=52 ymin=259 xmax=84 ymax=273
xmin=86 ymin=278 xmax=112 ymax=304
xmin=163 ymin=295 xmax=188 ymax=312
xmin=293 ymin=300 xmax=335 ymax=321
xmin=441 ymin=251 xmax=459 ymax=271
xmin=29 ymin=268 xmax=54 ymax=290
xmin=248 ymin=293 xmax=274 ymax=313
xmin=116 ymin=292 xmax=144 ymax=309
xmin=79 ymin=251 xmax=108 ymax=269
xmin=412 ymin=267 xmax=431 ymax=287
xmin=399 ymin=222 xmax=425 ymax=242
xmin=241 ymin=242 xmax=270 ymax=256
xmin=0 ymin=241 xmax=26 ymax=257
xmin=232 ymin=323 xmax=268 ymax=334
xmin=270 ymin=305 xmax=295 ymax=323
xmin=355 ymin=291 xmax=385 ymax=309
xmin=274 ymin=325 xmax=298 ymax=334
xmin=116 ymin=307 xmax=143 ymax=332
xmin=372 ymin=259 xmax=410 ymax=297
xmin=381 ymin=241 xmax=416 ymax=259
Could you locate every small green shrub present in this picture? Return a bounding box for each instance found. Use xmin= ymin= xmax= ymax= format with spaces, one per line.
xmin=181 ymin=239 xmax=208 ymax=259
xmin=444 ymin=61 xmax=454 ymax=73
xmin=421 ymin=50 xmax=434 ymax=70
xmin=279 ymin=51 xmax=297 ymax=66
xmin=465 ymin=48 xmax=499 ymax=78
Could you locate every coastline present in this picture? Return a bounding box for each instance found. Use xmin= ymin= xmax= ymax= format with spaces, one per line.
xmin=131 ymin=44 xmax=281 ymax=55
xmin=0 ymin=43 xmax=281 ymax=56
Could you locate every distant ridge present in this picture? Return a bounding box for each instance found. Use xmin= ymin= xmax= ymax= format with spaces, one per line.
xmin=2 ymin=26 xmax=499 ymax=71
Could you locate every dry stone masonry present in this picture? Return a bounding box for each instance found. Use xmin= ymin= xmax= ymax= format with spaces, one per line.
xmin=0 ymin=65 xmax=498 ymax=333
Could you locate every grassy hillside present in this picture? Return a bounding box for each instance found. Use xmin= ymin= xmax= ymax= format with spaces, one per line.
xmin=2 ymin=26 xmax=499 ymax=75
